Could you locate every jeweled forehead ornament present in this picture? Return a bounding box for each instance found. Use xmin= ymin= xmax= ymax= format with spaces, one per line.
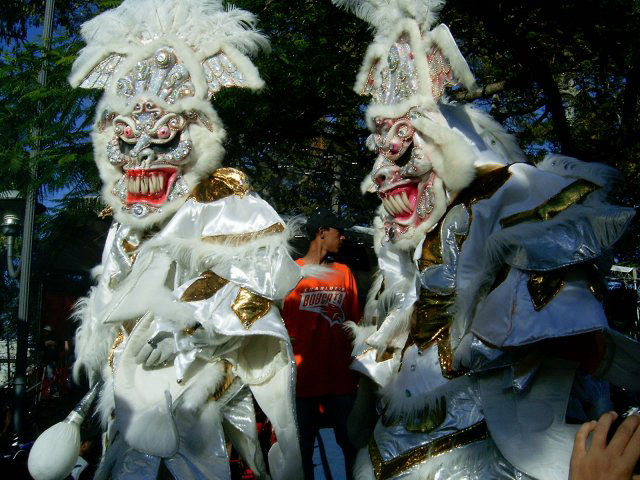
xmin=68 ymin=0 xmax=267 ymax=226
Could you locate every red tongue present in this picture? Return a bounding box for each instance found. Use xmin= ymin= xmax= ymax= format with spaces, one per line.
xmin=126 ymin=168 xmax=176 ymax=206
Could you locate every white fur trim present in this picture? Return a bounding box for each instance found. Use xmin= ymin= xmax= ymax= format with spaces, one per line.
xmin=72 ymin=295 xmax=119 ymax=383
xmin=362 ymin=271 xmax=384 ymax=326
xmin=458 ymin=104 xmax=526 ymax=164
xmin=300 ymin=263 xmax=334 ymax=279
xmin=96 ymin=366 xmax=115 ymax=429
xmin=411 ymin=116 xmax=476 ymax=192
xmin=344 ymin=322 xmax=378 ymax=357
xmin=148 ymin=230 xmax=292 ymax=280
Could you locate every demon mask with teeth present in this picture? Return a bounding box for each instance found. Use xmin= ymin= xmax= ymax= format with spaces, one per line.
xmin=69 ymin=3 xmax=266 ymax=229
xmin=95 ymin=95 xmax=223 ymax=227
xmin=368 ymin=106 xmax=468 ymax=247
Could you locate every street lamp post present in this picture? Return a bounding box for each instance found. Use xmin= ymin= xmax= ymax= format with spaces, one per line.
xmin=11 ymin=0 xmax=56 ymax=443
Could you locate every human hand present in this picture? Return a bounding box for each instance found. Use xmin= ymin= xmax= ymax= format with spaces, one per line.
xmin=569 ymin=411 xmax=640 ymax=480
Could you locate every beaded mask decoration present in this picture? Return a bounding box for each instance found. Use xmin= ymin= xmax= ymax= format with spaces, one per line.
xmin=334 ymin=0 xmax=479 ymax=245
xmin=70 ymin=0 xmax=267 ymax=227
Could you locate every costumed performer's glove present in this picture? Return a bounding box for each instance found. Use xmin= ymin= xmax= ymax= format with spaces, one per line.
xmin=135 ymin=331 xmax=175 ymax=367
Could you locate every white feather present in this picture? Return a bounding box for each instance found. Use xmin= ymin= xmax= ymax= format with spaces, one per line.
xmin=70 ymin=0 xmax=268 ymax=88
xmin=344 ymin=322 xmax=378 ymax=356
xmin=332 ymin=0 xmax=445 ymax=35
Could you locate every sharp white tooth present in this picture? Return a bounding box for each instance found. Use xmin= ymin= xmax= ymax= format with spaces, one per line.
xmin=150 ymin=175 xmax=158 ymax=193
xmin=159 ymin=174 xmax=166 ymax=190
xmin=390 ymin=196 xmax=402 ymax=214
xmin=141 ymin=177 xmax=148 ymax=194
xmin=135 ymin=177 xmax=141 ymax=193
xmin=401 ymin=192 xmax=412 ymax=213
xmin=383 ymin=198 xmax=391 ymax=213
xmin=383 ymin=198 xmax=393 ymax=216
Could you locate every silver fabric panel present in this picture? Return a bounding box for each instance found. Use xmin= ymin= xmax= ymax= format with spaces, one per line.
xmin=420 ymin=204 xmax=469 ymax=294
xmin=395 ymin=439 xmax=532 ymax=480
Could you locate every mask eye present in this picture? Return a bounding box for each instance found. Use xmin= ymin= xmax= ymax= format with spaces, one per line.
xmin=156 ymin=126 xmax=171 ymax=139
xmin=115 ymin=122 xmax=136 ymax=141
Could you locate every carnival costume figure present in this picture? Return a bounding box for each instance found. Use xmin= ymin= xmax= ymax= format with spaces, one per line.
xmin=332 ymin=1 xmax=640 ymax=479
xmin=28 ymin=1 xmax=305 ymax=479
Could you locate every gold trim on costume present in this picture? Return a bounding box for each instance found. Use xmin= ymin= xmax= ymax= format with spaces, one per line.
xmin=527 ymin=270 xmax=566 ymax=311
xmin=232 ymin=288 xmax=272 ymax=329
xmin=108 ymin=332 xmax=125 ymax=369
xmin=455 ymin=165 xmax=512 ymax=209
xmin=436 ymin=328 xmax=464 ymax=379
xmin=369 ymin=421 xmax=489 ymax=479
xmin=98 ymin=206 xmax=113 ymax=219
xmin=203 ymin=222 xmax=285 ymax=245
xmin=210 ymin=360 xmax=237 ymax=401
xmin=182 ymin=323 xmax=202 ymax=336
xmin=412 ymin=294 xmax=454 ymax=351
xmin=189 ymin=167 xmax=251 ymax=203
xmin=500 ymin=179 xmax=598 ymax=229
xmin=361 ymin=60 xmax=379 ymax=96
xmin=181 ymin=271 xmax=229 ymax=302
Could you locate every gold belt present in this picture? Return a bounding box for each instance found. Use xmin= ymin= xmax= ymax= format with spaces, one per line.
xmin=369 ymin=420 xmax=489 ymax=480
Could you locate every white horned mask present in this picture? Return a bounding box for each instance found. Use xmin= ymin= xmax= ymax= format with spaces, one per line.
xmin=70 ymin=0 xmax=267 ymax=228
xmin=335 ymin=0 xmax=487 ymax=248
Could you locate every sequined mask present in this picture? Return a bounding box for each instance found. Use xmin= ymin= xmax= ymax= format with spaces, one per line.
xmin=370 ymin=111 xmax=448 ymax=243
xmin=101 ymin=101 xmax=211 ymax=219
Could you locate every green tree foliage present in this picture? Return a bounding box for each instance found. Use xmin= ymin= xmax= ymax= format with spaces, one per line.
xmin=0 ymin=0 xmax=637 ymax=256
xmin=439 ymin=0 xmax=640 ymax=259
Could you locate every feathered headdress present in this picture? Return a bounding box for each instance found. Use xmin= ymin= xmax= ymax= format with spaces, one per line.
xmin=69 ymin=0 xmax=268 ymax=102
xmin=333 ymin=0 xmax=476 ymax=115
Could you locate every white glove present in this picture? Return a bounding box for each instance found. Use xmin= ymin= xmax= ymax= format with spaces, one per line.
xmin=135 ymin=332 xmax=175 ymax=367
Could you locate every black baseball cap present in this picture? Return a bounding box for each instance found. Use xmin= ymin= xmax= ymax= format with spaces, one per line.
xmin=306 ymin=207 xmax=351 ymax=236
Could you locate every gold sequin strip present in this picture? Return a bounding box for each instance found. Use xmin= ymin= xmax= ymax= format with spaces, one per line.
xmin=108 ymin=332 xmax=125 ymax=369
xmin=180 ymin=271 xmax=228 ymax=302
xmin=500 ymin=179 xmax=598 ymax=228
xmin=231 ymin=288 xmax=272 ymax=329
xmin=203 ymin=222 xmax=285 ymax=246
xmin=210 ymin=360 xmax=237 ymax=402
xmin=189 ymin=167 xmax=251 ymax=203
xmin=98 ymin=206 xmax=113 ymax=219
xmin=435 ymin=327 xmax=464 ymax=379
xmin=369 ymin=420 xmax=489 ymax=480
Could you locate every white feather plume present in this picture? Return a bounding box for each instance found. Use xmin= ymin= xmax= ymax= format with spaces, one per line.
xmin=332 ymin=0 xmax=445 ymax=34
xmin=70 ymin=0 xmax=268 ymax=88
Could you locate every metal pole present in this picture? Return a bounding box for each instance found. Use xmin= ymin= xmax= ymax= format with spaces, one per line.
xmin=13 ymin=0 xmax=55 ymax=442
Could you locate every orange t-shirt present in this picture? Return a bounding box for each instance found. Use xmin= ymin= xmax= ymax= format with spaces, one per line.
xmin=282 ymin=259 xmax=360 ymax=397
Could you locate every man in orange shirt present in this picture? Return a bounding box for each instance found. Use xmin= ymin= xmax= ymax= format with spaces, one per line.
xmin=283 ymin=207 xmax=360 ymax=480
